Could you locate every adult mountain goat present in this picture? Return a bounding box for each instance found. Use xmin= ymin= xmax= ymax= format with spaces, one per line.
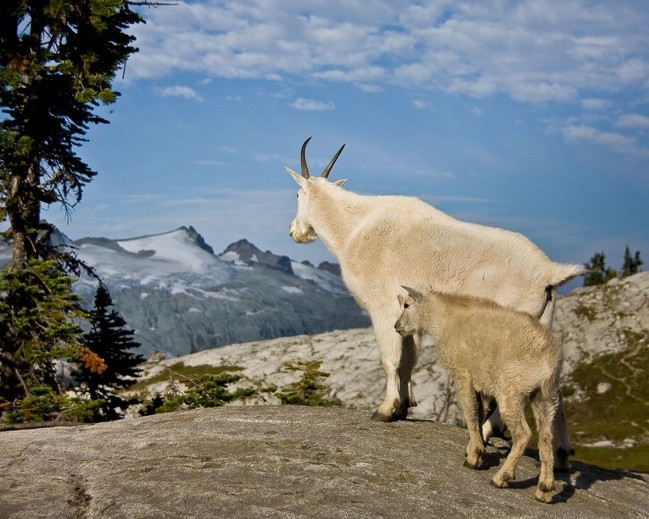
xmin=284 ymin=138 xmax=585 ymax=469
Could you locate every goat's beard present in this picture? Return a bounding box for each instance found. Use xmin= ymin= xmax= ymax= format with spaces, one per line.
xmin=291 ymin=231 xmax=317 ymax=244
xmin=289 ymin=221 xmax=317 ymax=243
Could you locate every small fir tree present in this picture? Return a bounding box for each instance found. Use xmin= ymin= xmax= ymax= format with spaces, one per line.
xmin=583 ymin=251 xmax=618 ymax=287
xmin=0 ymin=259 xmax=105 ymax=422
xmin=276 ymin=360 xmax=340 ymax=407
xmin=76 ymin=284 xmax=144 ymax=420
xmin=621 ymin=246 xmax=643 ymax=277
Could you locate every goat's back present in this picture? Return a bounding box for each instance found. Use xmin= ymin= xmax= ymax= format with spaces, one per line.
xmin=341 ymin=196 xmax=579 ymax=317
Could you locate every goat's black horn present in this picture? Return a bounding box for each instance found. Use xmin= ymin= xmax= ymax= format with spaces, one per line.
xmin=321 ymin=144 xmax=345 ymax=179
xmin=300 ymin=137 xmax=312 ymax=179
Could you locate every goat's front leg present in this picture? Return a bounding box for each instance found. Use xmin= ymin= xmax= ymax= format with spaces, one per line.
xmin=371 ymin=316 xmax=413 ymax=421
xmin=455 ymin=379 xmax=485 ymax=469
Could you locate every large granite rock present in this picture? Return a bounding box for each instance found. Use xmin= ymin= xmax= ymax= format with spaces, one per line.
xmin=0 ymin=406 xmax=646 ymax=518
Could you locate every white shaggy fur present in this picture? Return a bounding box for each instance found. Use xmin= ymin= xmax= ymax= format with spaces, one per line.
xmin=284 ymin=139 xmax=585 ymax=468
xmin=395 ymin=287 xmax=562 ymax=503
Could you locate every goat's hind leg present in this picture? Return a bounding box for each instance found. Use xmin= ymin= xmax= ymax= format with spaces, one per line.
xmin=539 ymin=290 xmax=573 ymax=471
xmin=491 ymin=395 xmax=531 ymax=488
xmin=531 ymin=391 xmax=559 ymax=503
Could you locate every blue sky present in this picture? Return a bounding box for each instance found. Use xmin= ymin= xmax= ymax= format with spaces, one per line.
xmin=43 ymin=0 xmax=649 ymax=274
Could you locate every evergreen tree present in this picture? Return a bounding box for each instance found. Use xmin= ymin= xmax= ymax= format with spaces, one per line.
xmin=583 ymin=251 xmax=618 ymax=287
xmin=1 ymin=1 xmax=142 ymax=267
xmin=621 ymin=246 xmax=643 ymax=277
xmin=77 ymin=284 xmax=144 ymax=420
xmin=0 ymin=259 xmax=105 ymax=420
xmin=0 ymin=1 xmax=142 ymax=418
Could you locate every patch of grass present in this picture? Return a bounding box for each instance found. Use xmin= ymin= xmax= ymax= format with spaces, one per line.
xmin=565 ymin=328 xmax=649 ymax=445
xmin=573 ymin=303 xmax=598 ymax=321
xmin=572 ymin=444 xmax=649 ymax=473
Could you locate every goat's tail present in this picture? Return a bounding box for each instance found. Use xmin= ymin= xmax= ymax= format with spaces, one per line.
xmin=548 ymin=262 xmax=589 ymax=287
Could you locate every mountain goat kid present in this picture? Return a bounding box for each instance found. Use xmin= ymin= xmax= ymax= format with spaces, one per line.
xmin=395 ymin=286 xmax=561 ymax=503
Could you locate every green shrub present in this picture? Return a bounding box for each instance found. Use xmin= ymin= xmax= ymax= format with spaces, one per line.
xmin=276 ymin=360 xmax=340 ymax=407
xmin=145 ymin=370 xmax=257 ymax=414
xmin=2 ymin=386 xmax=102 ymax=424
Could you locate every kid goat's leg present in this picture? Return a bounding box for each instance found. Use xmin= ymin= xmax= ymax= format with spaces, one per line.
xmin=539 ymin=291 xmax=573 ymax=471
xmin=491 ymin=395 xmax=531 ymax=488
xmin=455 ymin=378 xmax=485 ymax=469
xmin=531 ymin=390 xmax=560 ymax=503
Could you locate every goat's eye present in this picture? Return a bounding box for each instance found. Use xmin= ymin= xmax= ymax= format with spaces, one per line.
xmin=403 ymin=303 xmax=409 ymax=309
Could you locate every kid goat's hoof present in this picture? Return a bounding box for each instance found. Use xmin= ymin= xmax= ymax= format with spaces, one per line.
xmin=534 ymin=489 xmax=554 ymax=504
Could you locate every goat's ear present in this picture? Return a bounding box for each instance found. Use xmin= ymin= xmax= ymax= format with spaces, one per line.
xmin=401 ymin=285 xmax=424 ymax=302
xmin=334 ymin=179 xmax=347 ymax=187
xmin=285 ymin=166 xmax=306 ymax=187
xmin=397 ymin=294 xmax=404 ymax=306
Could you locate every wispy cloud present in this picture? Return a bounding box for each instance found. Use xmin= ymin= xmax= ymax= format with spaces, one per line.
xmin=291 ymin=98 xmax=335 ymax=111
xmin=155 ymin=85 xmax=204 ymax=102
xmin=562 ymin=125 xmax=649 ymax=157
xmin=616 ymin=113 xmax=649 ymax=129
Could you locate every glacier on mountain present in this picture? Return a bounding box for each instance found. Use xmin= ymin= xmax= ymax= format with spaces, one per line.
xmin=0 ymin=226 xmax=369 ymax=357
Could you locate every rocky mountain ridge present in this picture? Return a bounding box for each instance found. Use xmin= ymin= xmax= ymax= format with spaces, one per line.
xmin=0 ymin=226 xmax=370 ymax=357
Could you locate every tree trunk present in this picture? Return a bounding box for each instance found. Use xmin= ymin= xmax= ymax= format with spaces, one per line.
xmin=8 ymin=160 xmax=41 ymax=269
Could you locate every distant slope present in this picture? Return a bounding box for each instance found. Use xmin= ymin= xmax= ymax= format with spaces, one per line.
xmin=0 ymin=226 xmax=370 ymax=357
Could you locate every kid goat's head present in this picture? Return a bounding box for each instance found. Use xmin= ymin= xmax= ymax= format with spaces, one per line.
xmin=285 ymin=137 xmax=347 ymax=244
xmin=394 ymin=286 xmax=426 ymax=337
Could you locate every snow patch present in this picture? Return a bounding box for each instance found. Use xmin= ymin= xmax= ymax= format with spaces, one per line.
xmin=291 ymin=260 xmax=347 ymax=295
xmin=282 ymin=286 xmax=303 ymax=295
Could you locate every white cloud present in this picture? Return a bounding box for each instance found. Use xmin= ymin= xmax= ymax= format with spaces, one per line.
xmin=562 ymin=125 xmax=649 ymax=157
xmin=617 ymin=113 xmax=649 ymax=129
xmin=128 ymin=1 xmax=649 ymax=107
xmin=291 ymin=98 xmax=335 ymax=111
xmin=155 ymin=85 xmax=204 ymax=102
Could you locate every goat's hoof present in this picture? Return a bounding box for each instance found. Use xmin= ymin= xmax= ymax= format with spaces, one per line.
xmin=535 ymin=489 xmax=553 ymax=504
xmin=370 ymin=411 xmax=394 ymax=422
xmin=491 ymin=472 xmax=513 ymax=488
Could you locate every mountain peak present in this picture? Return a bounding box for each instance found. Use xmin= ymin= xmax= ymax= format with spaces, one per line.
xmin=177 ymin=226 xmax=215 ymax=255
xmin=220 ymin=239 xmax=293 ymax=275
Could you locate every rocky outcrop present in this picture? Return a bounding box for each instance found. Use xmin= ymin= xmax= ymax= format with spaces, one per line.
xmin=0 ymin=406 xmax=646 ymax=518
xmin=553 ymin=271 xmax=649 ymax=374
xmin=133 ymin=272 xmax=649 ymax=446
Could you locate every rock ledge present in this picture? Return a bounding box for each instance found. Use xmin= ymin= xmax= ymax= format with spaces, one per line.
xmin=1 ymin=406 xmax=647 ymax=518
